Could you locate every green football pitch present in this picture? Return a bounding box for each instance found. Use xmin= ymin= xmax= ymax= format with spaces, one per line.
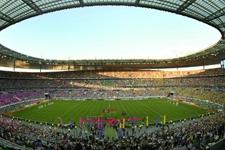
xmin=12 ymin=98 xmax=208 ymax=124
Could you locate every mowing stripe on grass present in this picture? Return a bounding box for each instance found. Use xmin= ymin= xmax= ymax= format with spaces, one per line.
xmin=12 ymin=98 xmax=208 ymax=124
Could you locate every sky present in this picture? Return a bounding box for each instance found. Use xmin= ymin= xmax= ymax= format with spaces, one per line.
xmin=0 ymin=6 xmax=222 ymax=60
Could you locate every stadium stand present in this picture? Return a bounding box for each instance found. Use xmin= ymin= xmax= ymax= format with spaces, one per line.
xmin=0 ymin=112 xmax=224 ymax=149
xmin=0 ymin=70 xmax=224 ymax=149
xmin=1 ymin=0 xmax=225 ymax=149
xmin=0 ymin=69 xmax=224 ymax=102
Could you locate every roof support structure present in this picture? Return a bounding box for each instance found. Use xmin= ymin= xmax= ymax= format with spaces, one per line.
xmin=0 ymin=11 xmax=14 ymax=23
xmin=21 ymin=0 xmax=42 ymax=14
xmin=79 ymin=0 xmax=84 ymax=6
xmin=177 ymin=0 xmax=196 ymax=12
xmin=205 ymin=7 xmax=225 ymax=21
xmin=135 ymin=0 xmax=140 ymax=5
xmin=218 ymin=22 xmax=225 ymax=28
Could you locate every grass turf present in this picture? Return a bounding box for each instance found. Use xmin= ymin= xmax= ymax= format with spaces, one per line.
xmin=12 ymin=98 xmax=208 ymax=124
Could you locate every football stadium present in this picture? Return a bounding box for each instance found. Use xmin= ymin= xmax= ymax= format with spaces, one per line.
xmin=0 ymin=0 xmax=225 ymax=150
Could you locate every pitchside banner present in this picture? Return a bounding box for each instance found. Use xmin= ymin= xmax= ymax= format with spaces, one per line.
xmin=79 ymin=117 xmax=144 ymax=127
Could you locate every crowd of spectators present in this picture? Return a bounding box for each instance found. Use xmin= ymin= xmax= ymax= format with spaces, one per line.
xmin=0 ymin=90 xmax=43 ymax=107
xmin=0 ymin=68 xmax=224 ymax=149
xmin=0 ymin=68 xmax=223 ymax=79
xmin=0 ymin=74 xmax=224 ymax=90
xmin=48 ymin=88 xmax=165 ymax=99
xmin=39 ymin=87 xmax=225 ymax=106
xmin=0 ymin=111 xmax=224 ymax=149
xmin=168 ymin=87 xmax=225 ymax=105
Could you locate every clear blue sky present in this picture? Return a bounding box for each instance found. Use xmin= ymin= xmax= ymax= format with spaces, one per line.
xmin=0 ymin=6 xmax=221 ymax=60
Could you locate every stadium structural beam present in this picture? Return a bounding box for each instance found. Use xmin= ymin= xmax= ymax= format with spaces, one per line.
xmin=135 ymin=0 xmax=140 ymax=5
xmin=218 ymin=22 xmax=225 ymax=28
xmin=21 ymin=0 xmax=43 ymax=14
xmin=79 ymin=0 xmax=84 ymax=6
xmin=68 ymin=64 xmax=70 ymax=71
xmin=13 ymin=59 xmax=16 ymax=72
xmin=177 ymin=0 xmax=196 ymax=13
xmin=204 ymin=7 xmax=225 ymax=21
xmin=0 ymin=11 xmax=14 ymax=23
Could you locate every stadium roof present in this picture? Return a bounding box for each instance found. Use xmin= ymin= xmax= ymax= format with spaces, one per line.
xmin=0 ymin=0 xmax=225 ymax=70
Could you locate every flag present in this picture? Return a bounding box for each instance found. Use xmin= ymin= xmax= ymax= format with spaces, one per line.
xmin=122 ymin=118 xmax=125 ymax=128
xmin=117 ymin=128 xmax=122 ymax=138
xmin=131 ymin=119 xmax=135 ymax=128
xmin=98 ymin=118 xmax=104 ymax=138
xmin=163 ymin=115 xmax=166 ymax=125
xmin=79 ymin=118 xmax=83 ymax=128
xmin=146 ymin=116 xmax=149 ymax=127
xmin=69 ymin=115 xmax=74 ymax=129
xmin=119 ymin=122 xmax=122 ymax=129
